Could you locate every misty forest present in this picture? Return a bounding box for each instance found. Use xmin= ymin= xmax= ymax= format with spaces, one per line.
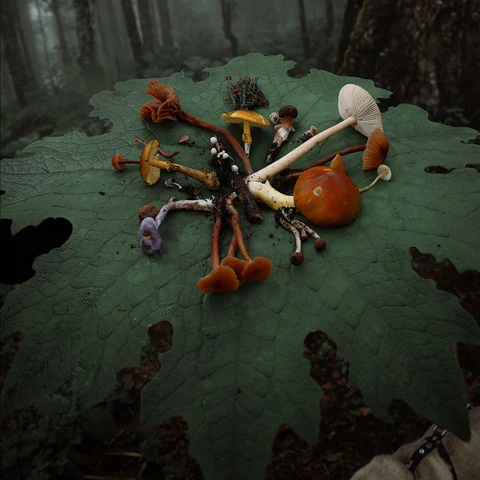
xmin=2 ymin=0 xmax=479 ymax=158
xmin=1 ymin=1 xmax=480 ymax=479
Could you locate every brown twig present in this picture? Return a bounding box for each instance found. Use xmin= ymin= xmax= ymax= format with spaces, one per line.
xmin=211 ymin=138 xmax=262 ymax=222
xmin=273 ymin=145 xmax=366 ymax=192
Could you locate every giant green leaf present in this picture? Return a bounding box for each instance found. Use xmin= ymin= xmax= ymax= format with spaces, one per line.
xmin=1 ymin=53 xmax=479 ymax=480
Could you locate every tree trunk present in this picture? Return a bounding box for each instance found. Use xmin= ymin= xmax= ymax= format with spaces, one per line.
xmin=34 ymin=0 xmax=58 ymax=90
xmin=325 ymin=0 xmax=334 ymax=44
xmin=138 ymin=1 xmax=156 ymax=50
xmin=334 ymin=0 xmax=480 ymax=129
xmin=1 ymin=36 xmax=18 ymax=110
xmin=0 ymin=0 xmax=35 ymax=107
xmin=17 ymin=0 xmax=44 ymax=92
xmin=121 ymin=0 xmax=143 ymax=71
xmin=73 ymin=0 xmax=105 ymax=93
xmin=297 ymin=0 xmax=311 ymax=59
xmin=50 ymin=0 xmax=72 ymax=67
xmin=220 ymin=0 xmax=238 ymax=57
xmin=158 ymin=0 xmax=174 ymax=49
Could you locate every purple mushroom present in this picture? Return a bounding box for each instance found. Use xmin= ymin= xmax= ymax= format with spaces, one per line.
xmin=138 ymin=217 xmax=163 ymax=255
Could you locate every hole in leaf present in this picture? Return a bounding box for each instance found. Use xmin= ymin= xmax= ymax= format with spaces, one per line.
xmin=0 ymin=217 xmax=73 ymax=285
xmin=0 ymin=190 xmax=5 ymax=196
xmin=424 ymin=164 xmax=479 ymax=174
xmin=424 ymin=165 xmax=455 ymax=174
xmin=0 ymin=331 xmax=23 ymax=393
xmin=147 ymin=320 xmax=173 ymax=353
xmin=466 ymin=163 xmax=480 ymax=173
xmin=409 ymin=246 xmax=480 ymax=322
xmin=115 ymin=321 xmax=173 ymax=396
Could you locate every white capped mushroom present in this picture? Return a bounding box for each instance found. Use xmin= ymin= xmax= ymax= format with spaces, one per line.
xmin=247 ymin=84 xmax=384 ymax=183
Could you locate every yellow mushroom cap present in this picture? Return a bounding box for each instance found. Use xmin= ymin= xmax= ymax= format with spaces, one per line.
xmin=221 ymin=110 xmax=270 ymax=128
xmin=140 ymin=140 xmax=161 ymax=186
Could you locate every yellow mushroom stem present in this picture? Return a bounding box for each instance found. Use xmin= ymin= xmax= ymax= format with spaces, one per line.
xmin=247 ymin=180 xmax=295 ymax=210
xmin=242 ymin=121 xmax=253 ymax=155
xmin=148 ymin=156 xmax=220 ymax=190
xmin=358 ymin=165 xmax=392 ymax=193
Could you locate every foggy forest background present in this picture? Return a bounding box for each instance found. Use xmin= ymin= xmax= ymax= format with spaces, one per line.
xmin=1 ymin=0 xmax=479 ymax=159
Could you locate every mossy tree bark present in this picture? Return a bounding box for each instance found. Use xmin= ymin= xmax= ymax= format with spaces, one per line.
xmin=73 ymin=0 xmax=105 ymax=94
xmin=158 ymin=0 xmax=174 ymax=49
xmin=0 ymin=0 xmax=37 ymax=107
xmin=333 ymin=0 xmax=480 ymax=129
xmin=121 ymin=0 xmax=144 ymax=75
xmin=50 ymin=0 xmax=72 ymax=67
xmin=297 ymin=0 xmax=311 ymax=59
xmin=220 ymin=0 xmax=238 ymax=57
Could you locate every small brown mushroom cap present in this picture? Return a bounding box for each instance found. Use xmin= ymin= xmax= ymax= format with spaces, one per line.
xmin=221 ymin=110 xmax=270 ymax=128
xmin=112 ymin=154 xmax=126 ymax=171
xmin=243 ymin=257 xmax=273 ymax=282
xmin=140 ymin=140 xmax=161 ymax=186
xmin=290 ymin=252 xmax=304 ymax=266
xmin=278 ymin=105 xmax=298 ymax=119
xmin=138 ymin=204 xmax=160 ymax=222
xmin=197 ymin=266 xmax=240 ymax=294
xmin=362 ymin=128 xmax=390 ymax=170
xmin=220 ymin=256 xmax=248 ymax=284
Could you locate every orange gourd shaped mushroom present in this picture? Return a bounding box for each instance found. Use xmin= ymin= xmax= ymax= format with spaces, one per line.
xmin=293 ymin=164 xmax=361 ymax=227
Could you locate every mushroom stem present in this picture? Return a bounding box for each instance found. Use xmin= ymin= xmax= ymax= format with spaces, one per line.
xmin=289 ymin=145 xmax=367 ymax=175
xmin=177 ymin=110 xmax=254 ymax=175
xmin=247 ymin=116 xmax=357 ymax=182
xmin=111 ymin=154 xmax=141 ymax=171
xmin=278 ymin=216 xmax=303 ymax=266
xmin=248 ymin=84 xmax=383 ymax=182
xmin=289 ymin=218 xmax=326 ymax=251
xmin=210 ymin=215 xmax=223 ymax=268
xmin=358 ymin=165 xmax=392 ymax=193
xmin=225 ymin=196 xmax=251 ymax=262
xmin=155 ymin=197 xmax=215 ymax=226
xmin=227 ymin=227 xmax=238 ymax=257
xmin=247 ymin=180 xmax=295 ymax=211
xmin=148 ymin=156 xmax=220 ymax=190
xmin=272 ymin=145 xmax=366 ymax=192
xmin=242 ymin=121 xmax=252 ymax=156
xmin=266 ymin=105 xmax=297 ymax=164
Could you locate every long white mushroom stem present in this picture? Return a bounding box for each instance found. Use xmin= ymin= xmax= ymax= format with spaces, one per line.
xmin=155 ymin=196 xmax=216 ymax=226
xmin=246 ymin=116 xmax=357 ymax=183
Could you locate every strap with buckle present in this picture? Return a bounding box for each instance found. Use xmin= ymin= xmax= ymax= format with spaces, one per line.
xmin=406 ymin=426 xmax=457 ymax=479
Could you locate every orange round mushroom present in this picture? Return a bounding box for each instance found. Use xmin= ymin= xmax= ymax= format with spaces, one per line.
xmin=293 ymin=166 xmax=361 ymax=227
